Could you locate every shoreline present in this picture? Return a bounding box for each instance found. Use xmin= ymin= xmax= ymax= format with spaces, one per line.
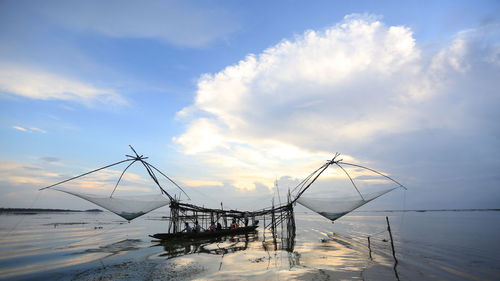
xmin=354 ymin=208 xmax=500 ymax=213
xmin=0 ymin=207 xmax=103 ymax=213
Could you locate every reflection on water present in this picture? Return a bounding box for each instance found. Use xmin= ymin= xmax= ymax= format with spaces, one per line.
xmin=155 ymin=232 xmax=258 ymax=259
xmin=145 ymin=214 xmax=379 ymax=280
xmin=77 ymin=239 xmax=143 ymax=256
xmin=1 ymin=211 xmax=500 ymax=280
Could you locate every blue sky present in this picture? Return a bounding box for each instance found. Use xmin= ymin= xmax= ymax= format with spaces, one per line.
xmin=1 ymin=0 xmax=499 ymax=211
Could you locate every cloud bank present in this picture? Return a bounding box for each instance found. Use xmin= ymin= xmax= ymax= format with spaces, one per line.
xmin=0 ymin=64 xmax=125 ymax=106
xmin=174 ymin=14 xmax=500 ymax=206
xmin=36 ymin=0 xmax=237 ymax=48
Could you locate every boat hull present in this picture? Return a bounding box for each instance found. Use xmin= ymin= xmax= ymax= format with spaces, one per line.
xmin=150 ymin=225 xmax=258 ymax=240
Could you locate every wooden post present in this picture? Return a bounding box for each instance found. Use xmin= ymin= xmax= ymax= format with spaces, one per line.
xmin=367 ymin=236 xmax=372 ymax=259
xmin=271 ymin=201 xmax=277 ymax=250
xmin=263 ymin=214 xmax=266 ymax=240
xmin=171 ymin=204 xmax=178 ymax=233
xmin=221 ymin=202 xmax=227 ymax=228
xmin=168 ymin=210 xmax=172 ymax=233
xmin=386 ymin=216 xmax=398 ymax=265
xmin=286 ymin=200 xmax=296 ymax=252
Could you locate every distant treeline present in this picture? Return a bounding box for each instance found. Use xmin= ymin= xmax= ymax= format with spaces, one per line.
xmin=0 ymin=208 xmax=103 ymax=213
xmin=356 ymin=208 xmax=500 ymax=213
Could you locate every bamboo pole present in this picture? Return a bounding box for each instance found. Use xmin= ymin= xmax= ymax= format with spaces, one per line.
xmin=263 ymin=215 xmax=266 ymax=241
xmin=367 ymin=236 xmax=372 ymax=259
xmin=271 ymin=201 xmax=277 ymax=250
xmin=386 ymin=216 xmax=398 ymax=265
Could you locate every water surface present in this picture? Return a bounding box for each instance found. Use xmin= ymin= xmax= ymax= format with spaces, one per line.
xmin=1 ymin=210 xmax=499 ymax=280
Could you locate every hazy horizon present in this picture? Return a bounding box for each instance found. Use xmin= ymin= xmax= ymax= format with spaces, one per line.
xmin=1 ymin=0 xmax=499 ymax=212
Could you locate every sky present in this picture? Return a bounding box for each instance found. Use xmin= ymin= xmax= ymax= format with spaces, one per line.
xmin=0 ymin=0 xmax=499 ymax=212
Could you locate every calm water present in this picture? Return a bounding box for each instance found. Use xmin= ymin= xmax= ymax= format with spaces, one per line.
xmin=0 ymin=210 xmax=499 ymax=280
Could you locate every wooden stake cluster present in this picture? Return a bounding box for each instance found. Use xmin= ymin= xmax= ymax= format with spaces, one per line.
xmin=161 ymin=190 xmax=297 ymax=255
xmin=166 ymin=199 xmax=295 ymax=238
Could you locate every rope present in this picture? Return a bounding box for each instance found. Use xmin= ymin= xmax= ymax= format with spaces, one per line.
xmin=182 ymin=185 xmax=217 ymax=203
xmin=307 ymin=212 xmax=389 ymax=246
xmin=336 ymin=162 xmax=365 ymax=201
xmin=39 ymin=159 xmax=134 ymax=191
xmin=41 ymin=146 xmax=190 ymax=203
xmin=110 ymin=159 xmax=138 ymax=197
xmin=338 ymin=162 xmax=407 ymax=190
xmin=397 ymin=189 xmax=408 ymax=236
xmin=2 ymin=190 xmax=42 ymax=239
xmin=145 ymin=162 xmax=190 ymax=200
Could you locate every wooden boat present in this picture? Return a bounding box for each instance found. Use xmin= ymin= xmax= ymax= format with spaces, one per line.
xmin=150 ymin=225 xmax=258 ymax=240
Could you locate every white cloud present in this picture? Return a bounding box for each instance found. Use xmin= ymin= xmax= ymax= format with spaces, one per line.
xmin=29 ymin=127 xmax=47 ymax=134
xmin=174 ymin=15 xmax=500 ymax=197
xmin=12 ymin=126 xmax=27 ymax=132
xmin=0 ymin=64 xmax=126 ymax=106
xmin=182 ymin=15 xmax=424 ymax=147
xmin=38 ymin=0 xmax=237 ymax=48
xmin=173 ymin=118 xmax=224 ymax=154
xmin=12 ymin=126 xmax=47 ymax=133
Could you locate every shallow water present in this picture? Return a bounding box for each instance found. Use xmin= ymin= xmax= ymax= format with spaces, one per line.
xmin=0 ymin=210 xmax=499 ymax=280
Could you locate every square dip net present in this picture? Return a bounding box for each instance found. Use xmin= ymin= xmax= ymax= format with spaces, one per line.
xmin=40 ymin=147 xmax=189 ymax=221
xmin=54 ymin=188 xmax=169 ymax=221
xmin=292 ymin=154 xmax=405 ymax=222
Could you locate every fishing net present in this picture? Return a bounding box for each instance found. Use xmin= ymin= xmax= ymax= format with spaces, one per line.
xmin=297 ymin=188 xmax=396 ymax=221
xmin=40 ymin=148 xmax=187 ymax=221
xmin=292 ymin=156 xmax=406 ymax=222
xmin=55 ymin=188 xmax=170 ymax=221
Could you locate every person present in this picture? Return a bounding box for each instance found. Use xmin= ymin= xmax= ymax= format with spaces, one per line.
xmin=209 ymin=221 xmax=216 ymax=232
xmin=216 ymin=222 xmax=222 ymax=231
xmin=182 ymin=222 xmax=192 ymax=232
xmin=230 ymin=219 xmax=239 ymax=230
xmin=194 ymin=221 xmax=201 ymax=233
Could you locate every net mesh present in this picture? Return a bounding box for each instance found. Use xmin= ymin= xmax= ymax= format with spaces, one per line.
xmin=297 ymin=188 xmax=396 ymax=221
xmin=55 ymin=188 xmax=170 ymax=221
